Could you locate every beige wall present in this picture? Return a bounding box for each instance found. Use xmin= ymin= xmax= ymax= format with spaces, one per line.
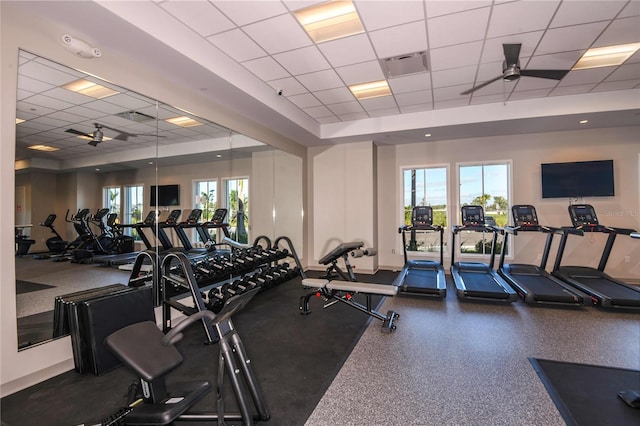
xmin=376 ymin=126 xmax=640 ymax=280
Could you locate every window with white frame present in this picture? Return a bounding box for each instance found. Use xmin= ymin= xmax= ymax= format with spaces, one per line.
xmin=124 ymin=185 xmax=143 ymax=239
xmin=458 ymin=162 xmax=510 ymax=255
xmin=225 ymin=177 xmax=249 ymax=244
xmin=103 ymin=186 xmax=121 ymax=217
xmin=402 ymin=166 xmax=448 ymax=254
xmin=194 ymin=180 xmax=217 ymax=243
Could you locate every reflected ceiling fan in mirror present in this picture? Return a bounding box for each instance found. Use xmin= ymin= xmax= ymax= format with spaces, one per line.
xmin=66 ymin=122 xmax=162 ymax=146
xmin=461 ymin=43 xmax=571 ymax=95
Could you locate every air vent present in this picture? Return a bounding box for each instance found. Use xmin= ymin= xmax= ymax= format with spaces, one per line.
xmin=379 ymin=51 xmax=428 ymax=78
xmin=116 ymin=110 xmax=156 ymax=123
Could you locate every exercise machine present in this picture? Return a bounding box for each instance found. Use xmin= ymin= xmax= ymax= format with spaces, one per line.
xmin=552 ymin=204 xmax=639 ymax=309
xmin=104 ymin=289 xmax=270 ymax=425
xmin=450 ymin=205 xmax=517 ymax=302
xmin=394 ymin=206 xmax=446 ymax=297
xmin=498 ymin=205 xmax=585 ymax=305
xmin=40 ymin=214 xmax=68 ymax=254
xmin=300 ymin=241 xmax=399 ymax=333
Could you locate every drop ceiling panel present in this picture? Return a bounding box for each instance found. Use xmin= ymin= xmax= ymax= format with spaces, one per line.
xmin=212 ymin=0 xmax=288 ymax=26
xmin=288 ymin=93 xmax=322 ymax=109
xmin=335 ymin=61 xmax=386 ymax=86
xmin=430 ymin=41 xmax=483 ymax=71
xmin=431 ymin=65 xmax=477 ymax=89
xmin=425 ymin=1 xmax=491 ymax=19
xmin=360 ymin=95 xmax=397 ymax=111
xmin=537 ymin=21 xmax=610 ymax=53
xmin=266 ymin=77 xmax=307 ymax=96
xmin=387 ymin=73 xmax=431 ymax=94
xmin=487 ymin=1 xmax=559 ymax=38
xmin=427 ymin=8 xmax=490 ymax=49
xmin=161 ymin=0 xmax=235 ymax=37
xmin=550 ymin=1 xmax=627 ymax=28
xmin=593 ymin=16 xmax=640 ymax=48
xmin=395 ymin=89 xmax=432 ymax=106
xmin=318 ymin=34 xmax=377 ymax=68
xmin=314 ymin=87 xmax=354 ymax=105
xmin=207 ymin=29 xmax=267 ymax=62
xmin=242 ymin=56 xmax=289 ymax=81
xmin=296 ymin=69 xmax=344 ymax=92
xmin=369 ymin=21 xmax=428 ymax=59
xmin=273 ymin=46 xmax=330 ymax=75
xmin=356 ymin=1 xmax=425 ymax=31
xmin=242 ymin=14 xmax=311 ymax=55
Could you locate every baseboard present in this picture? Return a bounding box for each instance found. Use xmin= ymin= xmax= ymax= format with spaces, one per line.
xmin=0 ymin=358 xmax=75 ymax=398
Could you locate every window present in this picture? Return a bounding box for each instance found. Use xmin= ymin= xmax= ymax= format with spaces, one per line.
xmin=103 ymin=186 xmax=121 ymax=217
xmin=225 ymin=177 xmax=249 ymax=244
xmin=402 ymin=166 xmax=448 ymax=254
xmin=458 ymin=162 xmax=510 ymax=255
xmin=194 ymin=180 xmax=217 ymax=243
xmin=124 ymin=185 xmax=144 ymax=239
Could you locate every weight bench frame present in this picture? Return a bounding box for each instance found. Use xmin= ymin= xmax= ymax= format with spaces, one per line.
xmin=300 ymin=278 xmax=399 ymax=333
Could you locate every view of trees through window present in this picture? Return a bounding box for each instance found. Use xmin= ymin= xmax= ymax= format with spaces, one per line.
xmin=124 ymin=185 xmax=143 ymax=240
xmin=225 ymin=178 xmax=249 ymax=244
xmin=402 ymin=167 xmax=447 ymax=254
xmin=459 ymin=163 xmax=510 ymax=255
xmin=194 ymin=180 xmax=217 ymax=243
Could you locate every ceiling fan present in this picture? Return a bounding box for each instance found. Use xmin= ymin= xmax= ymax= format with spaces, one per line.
xmin=460 ymin=43 xmax=571 ymax=95
xmin=66 ymin=122 xmax=162 ymax=146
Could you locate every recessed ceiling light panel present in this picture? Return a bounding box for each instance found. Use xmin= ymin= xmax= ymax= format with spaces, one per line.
xmin=294 ymin=0 xmax=364 ymax=43
xmin=349 ymin=80 xmax=391 ymax=100
xmin=573 ymin=42 xmax=640 ymax=70
xmin=62 ymin=78 xmax=119 ymax=99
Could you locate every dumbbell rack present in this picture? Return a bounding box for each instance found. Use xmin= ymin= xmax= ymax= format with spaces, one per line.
xmin=158 ymin=235 xmax=303 ymax=342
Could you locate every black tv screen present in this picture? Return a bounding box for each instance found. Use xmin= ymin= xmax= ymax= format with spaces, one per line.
xmin=541 ymin=160 xmax=614 ymax=199
xmin=150 ymin=185 xmax=180 ymax=206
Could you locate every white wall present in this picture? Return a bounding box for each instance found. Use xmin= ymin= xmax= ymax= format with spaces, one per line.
xmin=376 ymin=126 xmax=640 ymax=280
xmin=310 ymin=141 xmax=377 ymax=273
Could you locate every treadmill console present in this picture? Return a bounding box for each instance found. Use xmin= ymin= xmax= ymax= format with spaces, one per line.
xmin=568 ymin=204 xmax=599 ymax=227
xmin=411 ymin=206 xmax=433 ymax=227
xmin=185 ymin=208 xmax=202 ymax=224
xmin=164 ymin=209 xmax=182 ymax=225
xmin=211 ymin=208 xmax=228 ymax=224
xmin=461 ymin=205 xmax=485 ymax=226
xmin=141 ymin=210 xmax=157 ymax=225
xmin=512 ymin=205 xmax=539 ymax=226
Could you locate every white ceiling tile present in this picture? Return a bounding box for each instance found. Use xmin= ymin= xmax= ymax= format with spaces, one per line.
xmin=512 ymin=76 xmax=559 ymax=91
xmin=318 ymin=34 xmax=377 ymax=68
xmin=557 ymin=66 xmax=615 ymax=86
xmin=328 ymin=101 xmax=365 ymax=115
xmin=433 ymin=84 xmax=471 ymax=101
xmin=335 ymin=61 xmax=386 ymax=85
xmin=304 ymin=105 xmax=334 ymax=118
xmin=399 ymin=103 xmax=433 ymax=113
xmin=605 ymin=62 xmax=640 ymax=81
xmin=337 ymin=111 xmax=369 ymax=121
xmin=17 ymin=75 xmax=54 ymax=95
xmin=273 ymin=46 xmax=330 ymax=75
xmin=360 ymin=96 xmax=397 ymax=111
xmin=356 ymin=1 xmax=425 ymax=31
xmin=65 ymin=105 xmax=109 ymax=120
xmin=487 ymin=1 xmax=559 ymax=38
xmin=287 ymin=93 xmax=321 ymax=109
xmin=242 ymin=56 xmax=290 ymax=81
xmin=316 ymin=116 xmax=341 ymax=124
xmin=242 ymin=14 xmax=312 ymax=54
xmin=103 ymin=93 xmax=154 ymax=110
xmin=425 ymin=1 xmax=491 ymax=18
xmin=549 ymin=83 xmax=596 ymax=96
xmin=395 ymin=89 xmax=431 ymax=106
xmin=212 ymin=0 xmax=288 ymax=26
xmin=19 ymin=60 xmax=79 ymax=85
xmin=550 ymin=1 xmax=627 ymax=28
xmin=23 ymin=94 xmax=74 ymax=111
xmin=428 ymin=7 xmax=490 ymax=49
xmin=161 ymin=1 xmax=235 ymax=37
xmin=431 ymin=65 xmax=477 ymax=89
xmin=46 ymin=110 xmax=89 ymax=124
xmin=470 ymin=93 xmax=508 ymax=105
xmin=619 ymin=0 xmax=640 ymax=18
xmin=429 ymin=41 xmax=483 ymax=71
xmin=282 ymin=1 xmax=318 ymax=12
xmin=526 ymin=50 xmax=582 ymax=72
xmin=592 ymin=16 xmax=640 ymax=48
xmin=508 ymin=88 xmax=552 ymax=101
xmin=207 ymin=29 xmax=266 ymax=62
xmin=592 ymin=79 xmax=640 ymax=92
xmin=296 ymin=69 xmax=344 ymax=91
xmin=481 ymin=32 xmax=544 ymax=63
xmin=369 ymin=20 xmax=428 ymax=59
xmin=314 ymin=87 xmax=354 ymax=105
xmin=368 ymin=106 xmax=400 ymax=117
xmin=388 ymin=73 xmax=431 ymax=94
xmin=40 ymin=87 xmax=95 ymax=106
xmin=266 ymin=77 xmax=308 ymax=96
xmin=537 ymin=21 xmax=609 ymax=54
xmin=83 ymin=99 xmax=131 ymax=115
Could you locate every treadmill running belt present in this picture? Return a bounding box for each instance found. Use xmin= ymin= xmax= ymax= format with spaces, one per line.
xmin=403 ymin=269 xmax=438 ymax=288
xmin=512 ymin=274 xmax=580 ymax=303
xmin=575 ymin=277 xmax=640 ymax=306
xmin=459 ymin=272 xmax=510 ymax=299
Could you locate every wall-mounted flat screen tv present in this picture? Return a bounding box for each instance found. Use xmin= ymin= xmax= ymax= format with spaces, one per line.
xmin=150 ymin=184 xmax=180 ymax=206
xmin=541 ymin=160 xmax=614 ymax=199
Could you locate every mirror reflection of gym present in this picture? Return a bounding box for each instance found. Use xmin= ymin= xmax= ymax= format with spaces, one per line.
xmin=13 ymin=51 xmax=304 ymax=351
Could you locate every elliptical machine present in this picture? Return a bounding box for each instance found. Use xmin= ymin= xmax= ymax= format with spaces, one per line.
xmin=41 ymin=213 xmax=68 ymax=254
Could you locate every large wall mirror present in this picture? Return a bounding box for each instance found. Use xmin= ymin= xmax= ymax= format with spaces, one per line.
xmin=14 ymin=50 xmax=303 ymax=350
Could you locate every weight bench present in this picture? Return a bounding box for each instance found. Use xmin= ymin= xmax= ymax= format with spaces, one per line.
xmin=300 ymin=278 xmax=399 ymax=333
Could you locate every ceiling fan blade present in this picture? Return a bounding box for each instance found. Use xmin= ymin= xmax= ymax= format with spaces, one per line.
xmin=101 ymin=124 xmax=132 ymax=141
xmin=460 ymin=75 xmax=504 ymax=95
xmin=87 ymin=140 xmax=100 ymax=147
xmin=503 ymin=43 xmax=522 ymax=66
xmin=520 ymin=69 xmax=570 ymax=80
xmin=66 ymin=128 xmax=92 ymax=138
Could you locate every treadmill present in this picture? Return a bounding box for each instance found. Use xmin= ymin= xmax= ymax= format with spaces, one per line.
xmin=552 ymin=204 xmax=640 ymax=309
xmin=393 ymin=206 xmax=446 ymax=297
xmin=451 ymin=205 xmax=517 ymax=302
xmin=498 ymin=205 xmax=584 ymax=306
